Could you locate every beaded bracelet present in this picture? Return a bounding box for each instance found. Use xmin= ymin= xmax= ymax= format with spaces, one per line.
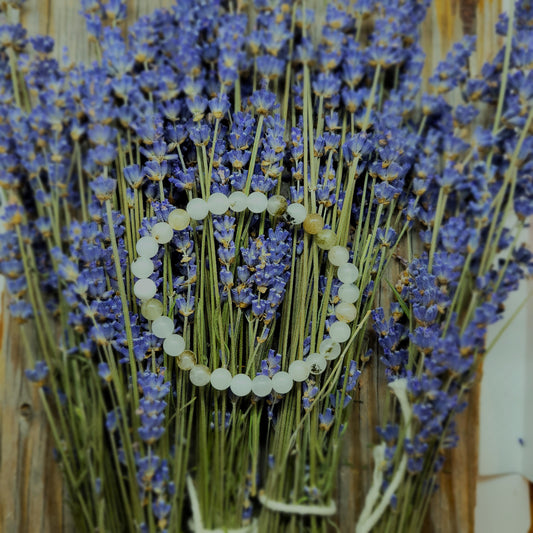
xmin=131 ymin=191 xmax=361 ymax=398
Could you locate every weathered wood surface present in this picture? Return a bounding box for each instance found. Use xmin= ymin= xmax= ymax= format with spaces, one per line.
xmin=0 ymin=1 xmax=514 ymax=532
xmin=421 ymin=3 xmax=504 ymax=531
xmin=0 ymin=287 xmax=74 ymax=533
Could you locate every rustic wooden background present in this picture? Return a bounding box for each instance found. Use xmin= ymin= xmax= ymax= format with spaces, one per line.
xmin=0 ymin=1 xmax=522 ymax=532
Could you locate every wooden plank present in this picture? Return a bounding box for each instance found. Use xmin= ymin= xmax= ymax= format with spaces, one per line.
xmin=19 ymin=0 xmax=175 ymax=64
xmin=421 ymin=0 xmax=504 ymax=87
xmin=420 ymin=2 xmax=503 ymax=531
xmin=0 ymin=1 xmax=513 ymax=532
xmin=422 ymin=379 xmax=481 ymax=533
xmin=0 ymin=287 xmax=70 ymax=533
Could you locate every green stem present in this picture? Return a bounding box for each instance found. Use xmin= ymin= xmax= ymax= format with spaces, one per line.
xmin=428 ymin=189 xmax=448 ymax=273
xmin=104 ymin=200 xmax=139 ymax=412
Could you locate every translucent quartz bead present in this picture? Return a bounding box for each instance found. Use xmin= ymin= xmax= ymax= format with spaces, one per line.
xmin=151 ymin=316 xmax=174 ymax=338
xmin=178 ymin=350 xmax=196 ymax=370
xmin=328 ymin=245 xmax=350 ymax=266
xmin=306 ymin=353 xmax=327 ymax=375
xmin=288 ymin=360 xmax=310 ymax=382
xmin=151 ymin=222 xmax=173 ymax=244
xmin=190 ymin=364 xmax=211 ymax=386
xmin=319 ymin=338 xmax=342 ymax=361
xmin=329 ymin=321 xmax=351 ymax=343
xmin=335 ymin=302 xmax=357 ymax=323
xmin=303 ymin=213 xmax=324 ymax=235
xmin=251 ymin=375 xmax=272 ymax=397
xmin=247 ymin=191 xmax=268 ymax=213
xmin=207 ymin=192 xmax=230 ymax=215
xmin=271 ymin=371 xmax=293 ymax=394
xmin=286 ymin=203 xmax=307 ymax=225
xmin=337 ymin=263 xmax=359 ymax=284
xmin=141 ymin=298 xmax=164 ymax=321
xmin=186 ymin=198 xmax=209 ymax=220
xmin=134 ymin=278 xmax=157 ymax=300
xmin=230 ymin=373 xmax=253 ymax=396
xmin=228 ymin=191 xmax=248 ymax=212
xmin=136 ymin=236 xmax=159 ymax=258
xmin=211 ymin=368 xmax=233 ymax=391
xmin=168 ymin=208 xmax=191 ymax=231
xmin=163 ymin=334 xmax=186 ymax=357
xmin=267 ymin=194 xmax=288 ymax=216
xmin=338 ymin=283 xmax=360 ymax=303
xmin=131 ymin=257 xmax=154 ymax=279
xmin=315 ymin=229 xmax=336 ymax=250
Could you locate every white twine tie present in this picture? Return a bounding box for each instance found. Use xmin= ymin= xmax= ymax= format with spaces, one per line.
xmin=258 ymin=492 xmax=337 ymax=516
xmin=355 ymin=378 xmax=412 ymax=533
xmin=187 ymin=475 xmax=337 ymax=531
xmin=187 ymin=476 xmax=258 ymax=533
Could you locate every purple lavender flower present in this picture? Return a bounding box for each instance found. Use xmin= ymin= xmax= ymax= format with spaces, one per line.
xmin=25 ymin=361 xmax=49 ymax=384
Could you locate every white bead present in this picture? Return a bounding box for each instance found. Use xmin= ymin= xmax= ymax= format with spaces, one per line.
xmin=210 ymin=368 xmax=233 ymax=391
xmin=328 ymin=245 xmax=350 ymax=266
xmin=228 ymin=191 xmax=248 ymax=212
xmin=230 ymin=373 xmax=252 ymax=396
xmin=306 ymin=353 xmax=327 ymax=375
xmin=163 ymin=334 xmax=186 ymax=356
xmin=207 ymin=192 xmax=230 ymax=215
xmin=190 ymin=364 xmax=211 ymax=386
xmin=151 ymin=316 xmax=174 ymax=338
xmin=316 ymin=229 xmax=336 ymax=250
xmin=271 ymin=371 xmax=293 ymax=394
xmin=151 ymin=222 xmax=174 ymax=244
xmin=251 ymin=375 xmax=272 ymax=397
xmin=319 ymin=338 xmax=341 ymax=361
xmin=141 ymin=298 xmax=164 ymax=320
xmin=337 ymin=263 xmax=359 ymax=284
xmin=134 ymin=278 xmax=157 ymax=300
xmin=286 ymin=203 xmax=307 ymax=225
xmin=178 ymin=351 xmax=196 ymax=370
xmin=247 ymin=191 xmax=268 ymax=213
xmin=186 ymin=198 xmax=209 ymax=220
xmin=136 ymin=236 xmax=159 ymax=258
xmin=329 ymin=321 xmax=351 ymax=343
xmin=338 ymin=284 xmax=360 ymax=304
xmin=131 ymin=257 xmax=154 ymax=278
xmin=335 ymin=302 xmax=357 ymax=323
xmin=168 ymin=208 xmax=191 ymax=231
xmin=266 ymin=194 xmax=287 ymax=216
xmin=288 ymin=360 xmax=310 ymax=382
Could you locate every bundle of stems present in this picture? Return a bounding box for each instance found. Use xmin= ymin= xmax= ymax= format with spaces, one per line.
xmin=0 ymin=0 xmax=531 ymax=532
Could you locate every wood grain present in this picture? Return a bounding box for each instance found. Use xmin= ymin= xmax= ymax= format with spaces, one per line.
xmin=422 ymin=379 xmax=481 ymax=533
xmin=0 ymin=288 xmax=73 ymax=533
xmin=0 ymin=1 xmax=510 ymax=532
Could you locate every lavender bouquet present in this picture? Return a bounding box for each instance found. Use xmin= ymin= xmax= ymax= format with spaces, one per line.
xmin=1 ymin=0 xmax=532 ymax=532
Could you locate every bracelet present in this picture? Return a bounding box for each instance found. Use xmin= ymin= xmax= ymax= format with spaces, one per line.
xmin=131 ymin=191 xmax=362 ymax=397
